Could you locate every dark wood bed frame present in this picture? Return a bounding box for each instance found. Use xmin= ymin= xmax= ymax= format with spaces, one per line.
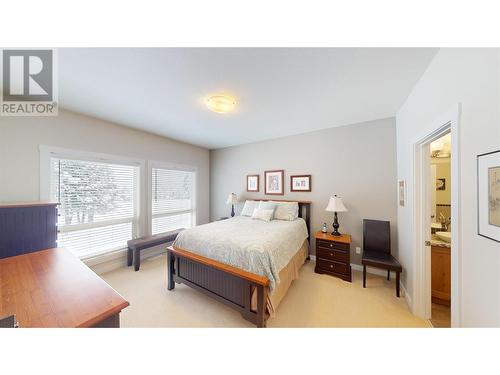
xmin=167 ymin=200 xmax=311 ymax=328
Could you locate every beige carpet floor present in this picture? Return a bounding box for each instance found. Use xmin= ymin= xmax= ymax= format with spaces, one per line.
xmin=101 ymin=254 xmax=431 ymax=328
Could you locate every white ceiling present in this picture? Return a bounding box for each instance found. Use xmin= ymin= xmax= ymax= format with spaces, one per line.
xmin=59 ymin=48 xmax=438 ymax=149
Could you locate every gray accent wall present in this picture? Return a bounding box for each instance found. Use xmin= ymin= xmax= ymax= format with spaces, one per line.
xmin=210 ymin=117 xmax=398 ymax=265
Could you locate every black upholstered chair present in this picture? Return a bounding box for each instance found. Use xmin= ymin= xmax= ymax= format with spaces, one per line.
xmin=362 ymin=219 xmax=402 ymax=297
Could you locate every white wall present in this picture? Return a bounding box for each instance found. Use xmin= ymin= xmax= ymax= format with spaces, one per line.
xmin=397 ymin=48 xmax=500 ymax=326
xmin=0 ymin=109 xmax=210 ymax=236
xmin=211 ymin=118 xmax=398 ymax=265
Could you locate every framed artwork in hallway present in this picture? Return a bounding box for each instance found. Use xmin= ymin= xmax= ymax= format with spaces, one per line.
xmin=399 ymin=180 xmax=406 ymax=207
xmin=477 ymin=149 xmax=500 ymax=242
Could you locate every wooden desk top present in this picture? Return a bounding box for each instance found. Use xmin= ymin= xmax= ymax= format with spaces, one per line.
xmin=314 ymin=231 xmax=352 ymax=244
xmin=0 ymin=248 xmax=129 ymax=328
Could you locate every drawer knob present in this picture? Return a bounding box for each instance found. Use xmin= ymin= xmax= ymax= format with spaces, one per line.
xmin=330 ymin=265 xmax=333 ymax=268
xmin=329 ymin=244 xmax=333 ymax=248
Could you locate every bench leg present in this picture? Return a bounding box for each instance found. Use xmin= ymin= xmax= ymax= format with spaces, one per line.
xmin=134 ymin=248 xmax=140 ymax=271
xmin=363 ymin=264 xmax=366 ymax=288
xmin=396 ymin=271 xmax=400 ymax=297
xmin=127 ymin=247 xmax=133 ymax=267
xmin=387 ymin=270 xmax=390 ymax=280
xmin=167 ymin=250 xmax=175 ymax=290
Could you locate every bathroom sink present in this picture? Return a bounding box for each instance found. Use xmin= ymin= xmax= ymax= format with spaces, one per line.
xmin=436 ymin=231 xmax=451 ymax=243
xmin=431 ymin=222 xmax=442 ymax=230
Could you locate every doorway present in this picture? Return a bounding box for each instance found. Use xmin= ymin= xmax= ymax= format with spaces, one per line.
xmin=413 ymin=105 xmax=461 ymax=327
xmin=429 ymin=133 xmax=451 ymax=327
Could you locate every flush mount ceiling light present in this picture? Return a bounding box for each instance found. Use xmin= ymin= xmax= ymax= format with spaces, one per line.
xmin=430 ymin=133 xmax=451 ymax=158
xmin=206 ymin=94 xmax=237 ymax=114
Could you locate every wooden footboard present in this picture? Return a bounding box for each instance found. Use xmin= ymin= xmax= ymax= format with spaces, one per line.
xmin=166 ymin=200 xmax=311 ymax=328
xmin=167 ymin=246 xmax=269 ymax=328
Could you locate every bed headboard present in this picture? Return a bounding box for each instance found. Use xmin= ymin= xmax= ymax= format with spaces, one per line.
xmin=257 ymin=199 xmax=312 ymax=240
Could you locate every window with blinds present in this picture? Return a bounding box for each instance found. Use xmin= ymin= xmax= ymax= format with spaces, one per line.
xmin=50 ymin=157 xmax=139 ymax=258
xmin=151 ymin=167 xmax=195 ymax=235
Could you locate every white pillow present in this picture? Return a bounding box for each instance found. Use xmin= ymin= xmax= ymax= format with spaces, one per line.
xmin=241 ymin=200 xmax=259 ymax=216
xmin=251 ymin=208 xmax=274 ymax=222
xmin=258 ymin=201 xmax=277 ymax=219
xmin=271 ymin=201 xmax=299 ymax=221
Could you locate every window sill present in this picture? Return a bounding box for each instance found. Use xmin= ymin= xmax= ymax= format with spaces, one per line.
xmin=82 ymin=245 xmax=168 ymax=275
xmin=82 ymin=247 xmax=128 ymax=267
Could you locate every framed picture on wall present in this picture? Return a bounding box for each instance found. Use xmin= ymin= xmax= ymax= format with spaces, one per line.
xmin=478 ymin=149 xmax=500 ymax=243
xmin=398 ymin=180 xmax=406 ymax=207
xmin=247 ymin=174 xmax=259 ymax=192
xmin=436 ymin=178 xmax=446 ymax=191
xmin=264 ymin=170 xmax=284 ymax=195
xmin=290 ymin=175 xmax=311 ymax=192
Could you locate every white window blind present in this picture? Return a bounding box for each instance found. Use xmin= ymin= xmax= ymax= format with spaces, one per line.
xmin=151 ymin=167 xmax=195 ymax=235
xmin=50 ymin=157 xmax=139 ymax=258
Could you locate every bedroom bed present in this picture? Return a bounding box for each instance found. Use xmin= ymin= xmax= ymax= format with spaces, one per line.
xmin=166 ymin=200 xmax=311 ymax=327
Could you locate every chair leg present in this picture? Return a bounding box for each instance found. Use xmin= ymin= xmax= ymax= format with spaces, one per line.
xmin=387 ymin=270 xmax=390 ymax=280
xmin=396 ymin=271 xmax=400 ymax=297
xmin=363 ymin=264 xmax=366 ymax=288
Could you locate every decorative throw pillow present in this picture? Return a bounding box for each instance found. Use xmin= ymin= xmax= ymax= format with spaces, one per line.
xmin=258 ymin=201 xmax=277 ymax=217
xmin=271 ymin=201 xmax=299 ymax=221
xmin=241 ymin=200 xmax=259 ymax=216
xmin=251 ymin=208 xmax=274 ymax=222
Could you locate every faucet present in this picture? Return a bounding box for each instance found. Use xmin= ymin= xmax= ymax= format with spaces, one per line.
xmin=438 ymin=212 xmax=451 ymax=231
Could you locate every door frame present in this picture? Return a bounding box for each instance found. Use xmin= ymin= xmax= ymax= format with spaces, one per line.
xmin=413 ymin=103 xmax=462 ymax=327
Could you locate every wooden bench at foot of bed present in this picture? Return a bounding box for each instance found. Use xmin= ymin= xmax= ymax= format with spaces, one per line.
xmin=167 ymin=246 xmax=269 ymax=328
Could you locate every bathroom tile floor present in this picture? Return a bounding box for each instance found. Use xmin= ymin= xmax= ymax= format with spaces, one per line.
xmin=430 ymin=303 xmax=451 ymax=328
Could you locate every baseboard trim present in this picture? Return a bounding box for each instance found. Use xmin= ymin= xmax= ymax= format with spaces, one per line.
xmin=351 ymin=264 xmax=407 ymax=299
xmin=84 ymin=245 xmax=169 ymax=275
xmin=400 ymin=282 xmax=412 ymax=310
xmin=310 ymin=255 xmax=395 ymax=278
xmin=350 ymin=263 xmax=387 ymax=277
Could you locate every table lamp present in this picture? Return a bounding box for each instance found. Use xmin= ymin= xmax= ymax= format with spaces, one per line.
xmin=325 ymin=195 xmax=348 ymax=236
xmin=226 ymin=193 xmax=238 ymax=217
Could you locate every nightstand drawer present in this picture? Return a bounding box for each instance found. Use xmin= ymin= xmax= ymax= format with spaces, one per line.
xmin=316 ymin=247 xmax=347 ymax=262
xmin=317 ymin=239 xmax=349 ymax=251
xmin=316 ymin=259 xmax=348 ymax=275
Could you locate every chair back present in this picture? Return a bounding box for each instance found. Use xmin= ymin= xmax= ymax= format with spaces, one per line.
xmin=363 ymin=219 xmax=391 ymax=254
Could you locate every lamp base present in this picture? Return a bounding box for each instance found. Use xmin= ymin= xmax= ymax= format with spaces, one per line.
xmin=331 ymin=211 xmax=341 ymax=236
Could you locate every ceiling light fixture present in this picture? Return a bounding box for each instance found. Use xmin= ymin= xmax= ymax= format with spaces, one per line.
xmin=206 ymin=94 xmax=237 ymax=114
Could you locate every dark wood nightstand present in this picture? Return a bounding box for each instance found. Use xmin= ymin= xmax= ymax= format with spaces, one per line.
xmin=314 ymin=231 xmax=352 ymax=282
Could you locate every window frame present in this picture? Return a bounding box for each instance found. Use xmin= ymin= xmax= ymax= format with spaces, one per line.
xmin=147 ymin=160 xmax=197 ymax=236
xmin=40 ymin=145 xmax=146 ymax=259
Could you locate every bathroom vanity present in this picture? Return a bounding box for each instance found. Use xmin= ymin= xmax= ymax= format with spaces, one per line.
xmin=430 ymin=237 xmax=451 ymax=306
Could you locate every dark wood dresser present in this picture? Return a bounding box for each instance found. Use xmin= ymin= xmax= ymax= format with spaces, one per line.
xmin=314 ymin=231 xmax=352 ymax=282
xmin=0 ymin=202 xmax=58 ymax=259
